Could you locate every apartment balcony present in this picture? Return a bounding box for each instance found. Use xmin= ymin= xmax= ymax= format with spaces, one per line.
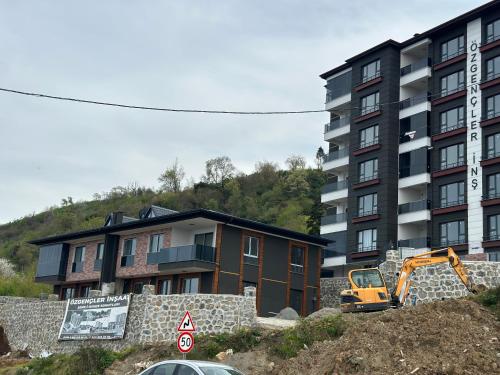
xmin=400 ymin=58 xmax=432 ymax=87
xmin=322 ymin=148 xmax=349 ymax=172
xmin=432 ymin=120 xmax=466 ymax=141
xmin=432 ymin=199 xmax=467 ymax=215
xmin=147 ymin=244 xmax=216 ymax=273
xmin=325 ymin=70 xmax=352 ymax=112
xmin=320 ymin=213 xmax=347 ymax=234
xmin=398 ymin=165 xmax=430 ymax=189
xmin=399 ymin=93 xmax=431 ymax=119
xmin=432 ymin=160 xmax=466 ymax=178
xmin=35 ymin=243 xmax=69 ymax=283
xmin=321 ymin=180 xmax=348 ymax=204
xmin=397 ymin=200 xmax=431 ymax=224
xmin=324 ymin=116 xmax=350 ymax=141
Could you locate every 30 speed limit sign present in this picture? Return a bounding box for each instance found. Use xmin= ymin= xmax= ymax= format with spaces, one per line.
xmin=177 ymin=331 xmax=195 ymax=353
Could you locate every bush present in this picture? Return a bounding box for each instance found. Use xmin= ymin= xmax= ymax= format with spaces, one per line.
xmin=473 ymin=286 xmax=500 ymax=319
xmin=187 ymin=329 xmax=262 ymax=360
xmin=271 ymin=314 xmax=345 ymax=359
xmin=0 ymin=274 xmax=51 ymax=297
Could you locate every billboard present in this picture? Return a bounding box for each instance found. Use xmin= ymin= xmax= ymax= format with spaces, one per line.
xmin=58 ymin=294 xmax=131 ymax=340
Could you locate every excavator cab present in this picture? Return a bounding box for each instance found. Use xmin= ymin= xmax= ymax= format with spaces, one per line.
xmin=340 ymin=268 xmax=391 ymax=313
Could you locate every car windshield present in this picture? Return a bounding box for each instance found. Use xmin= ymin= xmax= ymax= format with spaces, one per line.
xmin=351 ymin=269 xmax=385 ymax=288
xmin=199 ymin=367 xmax=244 ymax=375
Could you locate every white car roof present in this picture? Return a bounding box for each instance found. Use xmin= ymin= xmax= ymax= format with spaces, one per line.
xmin=148 ymin=360 xmax=234 ymax=369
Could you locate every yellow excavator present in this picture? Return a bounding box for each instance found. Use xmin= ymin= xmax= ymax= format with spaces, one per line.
xmin=340 ymin=247 xmax=485 ymax=313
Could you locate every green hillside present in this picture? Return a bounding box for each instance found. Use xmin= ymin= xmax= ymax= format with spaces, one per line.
xmin=0 ymin=157 xmax=326 ymax=274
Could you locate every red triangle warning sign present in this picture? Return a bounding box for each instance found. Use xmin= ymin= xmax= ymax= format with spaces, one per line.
xmin=177 ymin=311 xmax=196 ymax=332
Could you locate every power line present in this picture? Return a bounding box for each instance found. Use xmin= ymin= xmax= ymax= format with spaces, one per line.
xmin=0 ymin=87 xmax=325 ymax=115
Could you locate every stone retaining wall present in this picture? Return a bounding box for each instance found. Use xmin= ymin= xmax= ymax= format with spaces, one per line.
xmin=0 ymin=288 xmax=257 ymax=356
xmin=320 ymin=251 xmax=500 ymax=307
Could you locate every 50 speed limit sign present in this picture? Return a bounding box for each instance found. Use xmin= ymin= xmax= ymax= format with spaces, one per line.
xmin=177 ymin=331 xmax=195 ymax=353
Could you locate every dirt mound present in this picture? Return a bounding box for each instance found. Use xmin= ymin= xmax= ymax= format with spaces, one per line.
xmin=275 ymin=300 xmax=500 ymax=375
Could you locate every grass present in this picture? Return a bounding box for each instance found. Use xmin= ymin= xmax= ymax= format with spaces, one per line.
xmin=0 ymin=274 xmax=51 ymax=298
xmin=270 ymin=314 xmax=345 ymax=359
xmin=473 ymin=286 xmax=500 ymax=319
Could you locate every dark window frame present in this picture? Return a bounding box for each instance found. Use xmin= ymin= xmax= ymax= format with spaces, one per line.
xmin=486 ymin=19 xmax=500 ymax=44
xmin=358 ymin=193 xmax=378 ymax=216
xmin=440 ymin=220 xmax=465 ymax=246
xmin=357 ymin=228 xmax=377 ymax=252
xmin=486 ymin=132 xmax=500 ymax=159
xmin=361 ymin=59 xmax=381 ymax=83
xmin=439 ymin=181 xmax=465 ymax=208
xmin=148 ymin=233 xmax=164 ymax=253
xmin=487 ymin=173 xmax=500 ymax=199
xmin=360 ymin=92 xmax=380 ymax=116
xmin=486 ymin=55 xmax=500 ymax=81
xmin=440 ymin=35 xmax=465 ymax=62
xmin=440 ymin=70 xmax=465 ymax=97
xmin=359 ymin=124 xmax=379 ymax=148
xmin=440 ymin=106 xmax=465 ymax=133
xmin=96 ymin=243 xmax=104 ymax=260
xmin=290 ymin=245 xmax=305 ymax=273
xmin=244 ymin=235 xmax=259 ymax=258
xmin=440 ymin=143 xmax=465 ymax=170
xmin=486 ymin=93 xmax=500 ymax=120
xmin=123 ymin=238 xmax=137 ymax=256
xmin=359 ymin=158 xmax=378 ymax=183
xmin=487 ymin=214 xmax=500 ymax=241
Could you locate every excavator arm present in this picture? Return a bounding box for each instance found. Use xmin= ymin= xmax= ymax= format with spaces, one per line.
xmin=392 ymin=247 xmax=481 ymax=306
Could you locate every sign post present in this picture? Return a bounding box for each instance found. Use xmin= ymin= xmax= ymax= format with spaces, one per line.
xmin=177 ymin=311 xmax=196 ymax=358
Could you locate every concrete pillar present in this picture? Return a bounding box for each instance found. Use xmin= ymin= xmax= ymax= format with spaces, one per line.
xmin=101 ymin=282 xmax=116 ymax=296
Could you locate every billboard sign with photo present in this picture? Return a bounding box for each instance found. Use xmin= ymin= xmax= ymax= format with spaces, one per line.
xmin=58 ymin=294 xmax=131 ymax=340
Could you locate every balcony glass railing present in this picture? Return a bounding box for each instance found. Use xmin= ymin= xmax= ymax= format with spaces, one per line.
xmin=439 ymin=199 xmax=465 ymax=209
xmin=440 ymin=83 xmax=466 ymax=98
xmin=358 ymin=138 xmax=379 ymax=149
xmin=356 ymin=209 xmax=378 ymax=218
xmin=399 ymin=163 xmax=429 ymax=178
xmin=321 ymin=213 xmax=347 ymax=226
xmin=440 ymin=160 xmax=465 ymax=171
xmin=486 ymin=110 xmax=500 ymax=120
xmin=439 ymin=119 xmax=465 ymax=134
xmin=483 ymin=234 xmax=500 ymax=241
xmin=440 ymin=47 xmax=465 ymax=63
xmin=147 ymin=244 xmax=215 ymax=265
xmin=483 ymin=191 xmax=500 ymax=200
xmin=323 ymin=148 xmax=349 ymax=162
xmin=358 ymin=173 xmax=378 ymax=183
xmin=325 ymin=71 xmax=352 ymax=103
xmin=399 ymin=93 xmax=430 ymax=110
xmin=400 ymin=58 xmax=432 ymax=76
xmin=321 ymin=180 xmax=348 ymax=194
xmin=439 ymin=238 xmax=466 ymax=247
xmin=485 ymin=71 xmax=500 ymax=82
xmin=324 ymin=116 xmax=351 ymax=133
xmin=357 ymin=244 xmax=378 ymax=252
xmin=398 ymin=200 xmax=430 ymax=214
xmin=398 ymin=237 xmax=430 ymax=249
xmin=361 ymin=71 xmax=381 ymax=84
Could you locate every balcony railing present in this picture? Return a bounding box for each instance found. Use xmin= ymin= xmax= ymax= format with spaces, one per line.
xmin=439 ymin=199 xmax=465 ymax=209
xmin=321 ymin=213 xmax=347 ymax=226
xmin=440 ymin=83 xmax=465 ymax=98
xmin=358 ymin=173 xmax=378 ymax=183
xmin=440 ymin=47 xmax=465 ymax=63
xmin=93 ymin=259 xmax=103 ymax=272
xmin=356 ymin=244 xmax=378 ymax=252
xmin=356 ymin=209 xmax=378 ymax=218
xmin=439 ymin=119 xmax=465 ymax=134
xmin=147 ymin=244 xmax=216 ymax=265
xmin=485 ymin=33 xmax=500 ymax=45
xmin=399 ymin=93 xmax=430 ymax=110
xmin=324 ymin=116 xmax=351 ymax=133
xmin=321 ymin=180 xmax=348 ymax=194
xmin=484 ymin=71 xmax=500 ymax=82
xmin=483 ymin=192 xmax=500 ymax=200
xmin=439 ymin=238 xmax=466 ymax=247
xmin=483 ymin=234 xmax=500 ymax=241
xmin=323 ymin=148 xmax=349 ymax=163
xmin=485 ymin=150 xmax=500 ymax=160
xmin=398 ymin=237 xmax=431 ymax=249
xmin=360 ymin=104 xmax=380 ymax=116
xmin=440 ymin=160 xmax=465 ymax=171
xmin=361 ymin=71 xmax=381 ymax=84
xmin=486 ymin=110 xmax=500 ymax=120
xmin=398 ymin=200 xmax=430 ymax=214
xmin=358 ymin=138 xmax=379 ymax=149
xmin=400 ymin=58 xmax=432 ymax=76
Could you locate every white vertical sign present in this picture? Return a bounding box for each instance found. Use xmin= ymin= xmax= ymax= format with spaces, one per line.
xmin=467 ymin=18 xmax=483 ymax=254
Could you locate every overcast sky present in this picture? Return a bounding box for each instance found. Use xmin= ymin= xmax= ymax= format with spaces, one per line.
xmin=0 ymin=0 xmax=488 ymax=224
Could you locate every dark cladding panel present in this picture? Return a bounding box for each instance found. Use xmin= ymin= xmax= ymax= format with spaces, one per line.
xmin=220 ymin=226 xmax=241 ymax=273
xmin=308 ymin=246 xmax=320 ymax=286
xmin=218 ymin=272 xmax=240 ymax=295
xmin=35 ymin=243 xmax=69 ymax=281
xmin=290 ymin=273 xmax=304 ymax=290
xmin=200 ymin=272 xmax=214 ymax=293
xmin=260 ymin=279 xmax=287 ymax=317
xmin=305 ymin=287 xmax=318 ymax=315
xmin=101 ymin=234 xmax=120 ymax=283
xmin=262 ymin=236 xmax=288 ymax=281
xmin=243 ymin=264 xmax=258 ymax=283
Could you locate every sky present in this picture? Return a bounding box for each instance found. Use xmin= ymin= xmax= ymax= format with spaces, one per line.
xmin=0 ymin=0 xmax=488 ymax=224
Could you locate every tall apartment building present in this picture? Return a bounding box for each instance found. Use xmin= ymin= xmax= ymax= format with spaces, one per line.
xmin=320 ymin=0 xmax=500 ymax=276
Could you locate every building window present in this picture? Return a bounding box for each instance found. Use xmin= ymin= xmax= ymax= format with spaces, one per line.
xmin=487 ymin=214 xmax=500 ymax=241
xmin=358 ymin=193 xmax=378 ymax=216
xmin=290 ymin=245 xmax=304 ymax=273
xmin=360 ymin=92 xmax=379 ymax=116
xmin=181 ymin=277 xmax=199 ymax=294
xmin=361 ymin=59 xmax=380 ymax=83
xmin=440 ymin=220 xmax=465 ymax=246
xmin=123 ymin=238 xmax=136 ymax=256
xmin=357 ymin=229 xmax=377 ymax=252
xmin=74 ymin=246 xmax=85 ymax=263
xmin=440 ymin=182 xmax=465 ymax=208
xmin=359 ymin=125 xmax=379 ymax=148
xmin=440 ymin=106 xmax=464 ymax=133
xmin=488 ymin=251 xmax=500 ymax=262
xmin=62 ymin=287 xmax=75 ymax=300
xmin=359 ymin=159 xmax=378 ymax=183
xmin=80 ymin=286 xmax=91 ymax=298
xmin=486 ymin=55 xmax=500 ymax=81
xmin=487 ymin=173 xmax=500 ymax=199
xmin=487 ymin=133 xmax=500 ymax=159
xmin=244 ymin=236 xmax=259 ymax=258
xmin=440 ymin=143 xmax=464 ymax=170
xmin=96 ymin=243 xmax=104 ymax=260
xmin=133 ymin=282 xmax=144 ymax=294
xmin=440 ymin=35 xmax=464 ymax=62
xmin=486 ymin=19 xmax=500 ymax=44
xmin=194 ymin=232 xmax=214 ymax=247
xmin=486 ymin=93 xmax=500 ymax=119
xmin=158 ymin=279 xmax=172 ymax=295
xmin=440 ymin=70 xmax=465 ymax=97
xmin=149 ymin=234 xmax=164 ymax=253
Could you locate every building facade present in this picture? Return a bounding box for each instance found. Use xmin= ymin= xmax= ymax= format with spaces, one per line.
xmin=31 ymin=206 xmax=328 ymax=317
xmin=320 ymin=0 xmax=500 ymax=276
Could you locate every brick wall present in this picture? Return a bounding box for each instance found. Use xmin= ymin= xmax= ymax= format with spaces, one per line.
xmin=65 ymin=240 xmax=102 ymax=282
xmin=115 ymin=228 xmax=171 ymax=278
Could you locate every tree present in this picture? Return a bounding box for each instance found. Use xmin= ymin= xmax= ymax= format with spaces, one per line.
xmin=285 ymin=155 xmax=306 ymax=171
xmin=203 ymin=156 xmax=236 ymax=187
xmin=315 ymin=147 xmax=325 ymax=169
xmin=158 ymin=158 xmax=185 ymax=193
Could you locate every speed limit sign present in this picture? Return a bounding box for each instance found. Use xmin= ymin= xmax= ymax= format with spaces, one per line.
xmin=177 ymin=331 xmax=195 ymax=353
